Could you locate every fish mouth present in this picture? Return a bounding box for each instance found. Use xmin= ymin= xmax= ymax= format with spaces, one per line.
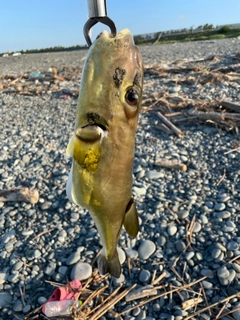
xmin=75 ymin=122 xmax=108 ymax=142
xmin=84 ymin=123 xmax=107 ymax=131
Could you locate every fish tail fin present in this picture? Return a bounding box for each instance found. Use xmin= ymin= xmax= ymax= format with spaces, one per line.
xmin=98 ymin=254 xmax=121 ymax=278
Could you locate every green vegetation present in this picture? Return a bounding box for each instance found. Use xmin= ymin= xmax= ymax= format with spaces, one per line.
xmin=134 ymin=24 xmax=240 ymax=45
xmin=219 ymin=26 xmax=232 ymax=33
xmin=0 ymin=44 xmax=88 ymax=56
xmin=21 ymin=44 xmax=88 ymax=54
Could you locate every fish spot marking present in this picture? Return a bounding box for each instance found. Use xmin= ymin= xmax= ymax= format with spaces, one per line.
xmin=82 ymin=149 xmax=100 ymax=171
xmin=133 ymin=72 xmax=141 ymax=87
xmin=113 ymin=67 xmax=126 ymax=87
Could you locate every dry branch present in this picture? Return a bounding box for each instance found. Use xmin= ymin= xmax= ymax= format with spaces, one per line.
xmin=155 ymin=123 xmax=172 ymax=134
xmin=155 ymin=111 xmax=183 ymax=137
xmin=0 ymin=188 xmax=39 ymax=204
xmin=182 ymin=297 xmax=204 ymax=310
xmin=221 ymin=100 xmax=240 ymax=112
xmin=155 ymin=159 xmax=187 ymax=171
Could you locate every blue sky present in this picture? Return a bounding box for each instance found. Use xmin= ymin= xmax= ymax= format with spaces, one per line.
xmin=1 ymin=0 xmax=240 ymax=53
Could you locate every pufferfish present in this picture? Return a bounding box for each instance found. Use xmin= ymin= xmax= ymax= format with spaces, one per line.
xmin=66 ymin=29 xmax=143 ymax=278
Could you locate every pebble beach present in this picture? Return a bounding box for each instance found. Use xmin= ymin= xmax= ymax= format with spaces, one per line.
xmin=0 ymin=37 xmax=240 ymax=319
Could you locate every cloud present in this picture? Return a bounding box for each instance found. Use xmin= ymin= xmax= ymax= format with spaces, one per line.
xmin=179 ymin=14 xmax=186 ymax=20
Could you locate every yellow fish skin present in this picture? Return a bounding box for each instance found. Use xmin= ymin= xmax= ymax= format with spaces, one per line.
xmin=66 ymin=29 xmax=143 ymax=278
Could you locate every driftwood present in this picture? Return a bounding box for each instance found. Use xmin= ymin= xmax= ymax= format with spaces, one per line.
xmin=0 ymin=66 xmax=82 ymax=97
xmin=182 ymin=297 xmax=204 ymax=310
xmin=152 ymin=32 xmax=162 ymax=45
xmin=155 ymin=123 xmax=172 ymax=134
xmin=141 ymin=51 xmax=240 ymax=133
xmin=221 ymin=100 xmax=240 ymax=113
xmin=155 ymin=111 xmax=183 ymax=137
xmin=0 ymin=188 xmax=39 ymax=204
xmin=155 ymin=159 xmax=187 ymax=171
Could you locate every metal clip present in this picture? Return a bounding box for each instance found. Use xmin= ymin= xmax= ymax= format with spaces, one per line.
xmin=84 ymin=0 xmax=117 ymax=47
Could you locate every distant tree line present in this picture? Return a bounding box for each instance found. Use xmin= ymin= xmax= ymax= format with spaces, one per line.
xmin=134 ymin=23 xmax=237 ymax=44
xmin=21 ymin=44 xmax=88 ymax=54
xmin=0 ymin=44 xmax=88 ymax=56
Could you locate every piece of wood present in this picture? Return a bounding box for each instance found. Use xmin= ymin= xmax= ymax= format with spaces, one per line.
xmin=89 ymin=284 xmax=137 ymax=320
xmin=153 ymin=32 xmax=162 ymax=45
xmin=125 ymin=285 xmax=158 ymax=302
xmin=0 ymin=188 xmax=39 ymax=204
xmin=151 ymin=271 xmax=166 ymax=285
xmin=156 ymin=123 xmax=172 ymax=134
xmin=182 ymin=297 xmax=204 ymax=310
xmin=155 ymin=159 xmax=187 ymax=171
xmin=155 ymin=111 xmax=183 ymax=137
xmin=221 ymin=100 xmax=240 ymax=113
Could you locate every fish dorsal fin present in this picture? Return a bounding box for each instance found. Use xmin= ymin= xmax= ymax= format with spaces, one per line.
xmin=123 ymin=197 xmax=139 ymax=238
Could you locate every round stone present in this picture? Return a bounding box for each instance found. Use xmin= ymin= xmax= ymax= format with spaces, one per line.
xmin=58 ymin=266 xmax=68 ymax=275
xmin=202 ymin=280 xmax=213 ymax=289
xmin=0 ymin=272 xmax=8 ymax=284
xmin=193 ymin=222 xmax=201 ymax=233
xmin=138 ymin=240 xmax=156 ymax=260
xmin=40 ymin=201 xmax=52 ymax=210
xmin=146 ymin=170 xmax=164 ymax=179
xmin=205 ymin=201 xmax=214 ymax=208
xmin=34 ymin=249 xmax=41 ymax=259
xmin=139 ymin=269 xmax=151 ymax=282
xmin=22 ymin=230 xmax=34 ymax=236
xmin=178 ymin=210 xmax=189 ymax=219
xmin=125 ymin=248 xmax=138 ymax=259
xmin=66 ymin=251 xmax=81 ymax=266
xmin=117 ymin=247 xmax=126 ymax=265
xmin=22 ymin=154 xmax=30 ymax=163
xmin=214 ymin=203 xmax=226 ymax=211
xmin=8 ymin=273 xmax=19 ymax=283
xmin=0 ymin=292 xmax=12 ymax=308
xmin=219 ymin=195 xmax=230 ymax=202
xmin=232 ymin=263 xmax=240 ymax=273
xmin=12 ymin=261 xmax=23 ymax=271
xmin=216 ymin=211 xmax=231 ymax=219
xmin=168 ymin=225 xmax=177 ymax=236
xmin=200 ymin=214 xmax=208 ymax=224
xmin=38 ymin=296 xmax=47 ymax=305
xmin=133 ymin=186 xmax=147 ymax=197
xmin=212 ymin=249 xmax=221 ymax=259
xmin=217 ymin=267 xmax=230 ymax=279
xmin=176 ymin=241 xmax=186 ymax=252
xmin=13 ymin=299 xmax=23 ymax=312
xmin=185 ymin=251 xmax=195 ymax=260
xmin=170 ymin=85 xmax=181 ymax=93
xmin=70 ymin=262 xmax=92 ymax=281
xmin=23 ymin=304 xmax=31 ymax=313
xmin=228 ymin=269 xmax=236 ymax=283
xmin=157 ymin=236 xmax=166 ymax=246
xmin=227 ymin=241 xmax=239 ymax=250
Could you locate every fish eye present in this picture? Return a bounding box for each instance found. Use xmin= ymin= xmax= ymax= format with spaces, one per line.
xmin=125 ymin=89 xmax=139 ymax=106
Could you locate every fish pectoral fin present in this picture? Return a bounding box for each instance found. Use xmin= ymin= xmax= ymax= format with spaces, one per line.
xmin=98 ymin=254 xmax=121 ymax=278
xmin=123 ymin=197 xmax=139 ymax=238
xmin=66 ymin=135 xmax=75 ymax=157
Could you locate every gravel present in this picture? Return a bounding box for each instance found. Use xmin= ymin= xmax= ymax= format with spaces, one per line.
xmin=1 ymin=37 xmax=240 ymax=319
